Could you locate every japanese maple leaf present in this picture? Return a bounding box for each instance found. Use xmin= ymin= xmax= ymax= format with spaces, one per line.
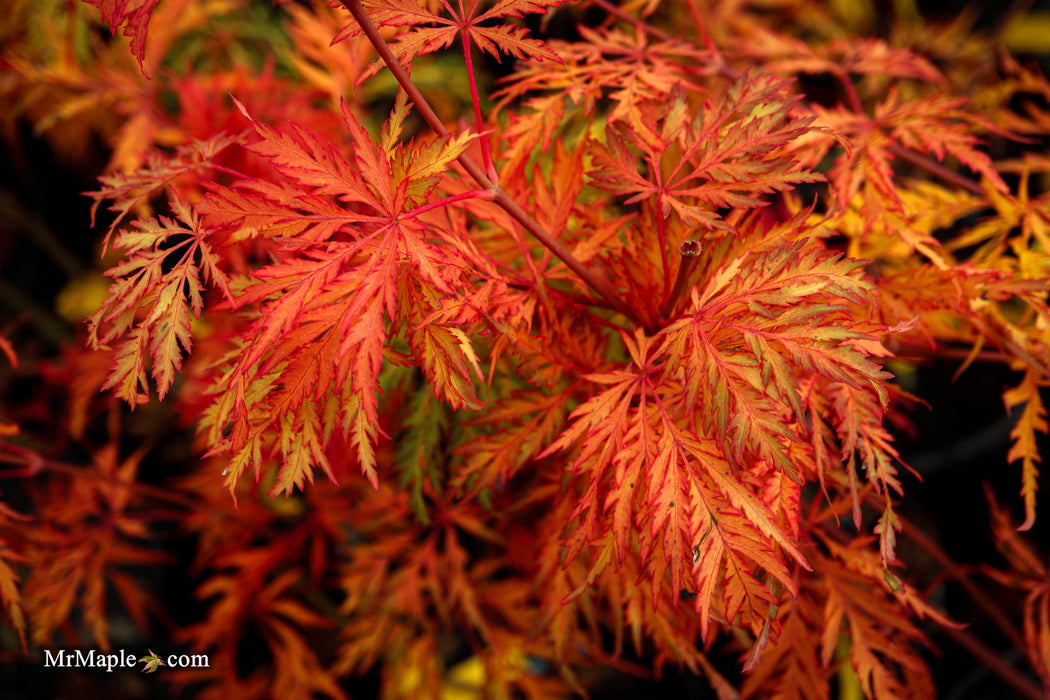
xmin=540 ymin=329 xmax=806 ymax=626
xmin=139 ymin=649 xmax=165 ymax=673
xmin=202 ymin=95 xmax=485 ymax=494
xmin=1003 ymin=369 xmax=1049 ymax=532
xmin=812 ymin=88 xmax=1008 ymax=222
xmin=661 ymin=241 xmax=890 ymax=482
xmin=735 ymin=29 xmax=944 ymax=86
xmin=87 ymin=191 xmax=233 ymax=405
xmin=83 ymin=0 xmax=161 ymax=77
xmin=87 ymin=132 xmax=242 ymax=252
xmin=984 ymin=485 xmax=1050 ymax=689
xmin=591 ymin=72 xmax=821 ymax=232
xmin=0 ymin=500 xmax=28 ymax=652
xmin=338 ymin=0 xmax=564 ymax=82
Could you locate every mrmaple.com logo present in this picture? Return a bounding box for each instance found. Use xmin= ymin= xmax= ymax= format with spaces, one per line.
xmin=43 ymin=648 xmax=209 ymax=673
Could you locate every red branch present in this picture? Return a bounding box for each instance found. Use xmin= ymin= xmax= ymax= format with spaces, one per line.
xmin=336 ymin=0 xmax=640 ymax=326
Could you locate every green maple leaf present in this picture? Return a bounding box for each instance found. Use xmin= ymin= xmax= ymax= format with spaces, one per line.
xmin=138 ymin=649 xmax=165 ymax=674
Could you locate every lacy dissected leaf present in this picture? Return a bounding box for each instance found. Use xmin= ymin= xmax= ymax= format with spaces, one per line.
xmin=540 ymin=329 xmax=805 ymax=642
xmin=87 ymin=192 xmax=233 ymax=404
xmin=947 ymin=163 xmax=1050 ymax=267
xmin=817 ymin=179 xmax=984 ymax=271
xmin=87 ymin=132 xmax=243 ymax=250
xmin=741 ymin=595 xmax=828 ymax=700
xmin=198 ymin=179 xmax=365 ymax=243
xmin=492 ymin=26 xmax=713 ymax=181
xmin=874 ymin=257 xmax=1050 ymax=392
xmin=537 ymin=331 xmax=660 ymax=565
xmin=21 ymin=444 xmax=169 ymax=650
xmin=452 ymin=386 xmax=571 ymax=498
xmin=819 ymin=533 xmax=958 ymax=632
xmin=339 ymin=0 xmax=564 ymax=82
xmin=83 ymin=0 xmax=161 ymax=76
xmin=812 ymin=89 xmax=1008 ymax=222
xmin=734 ymin=30 xmax=945 ymax=86
xmin=661 ymin=240 xmax=890 ymax=483
xmin=497 ymin=25 xmax=711 ymax=121
xmin=828 ymin=381 xmax=907 ymax=563
xmin=815 ymin=547 xmax=935 ymax=700
xmin=335 ymin=485 xmax=504 ymax=678
xmin=202 ymin=98 xmax=483 ymax=494
xmin=682 ymin=449 xmax=800 ymax=641
xmin=1003 ymin=369 xmax=1049 ymax=532
xmin=591 ymin=72 xmax=821 ymax=229
xmin=178 ymin=557 xmax=346 ymax=699
xmin=879 ymin=90 xmax=1009 ymax=193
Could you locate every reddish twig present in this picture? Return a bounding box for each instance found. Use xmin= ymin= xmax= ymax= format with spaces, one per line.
xmin=892 ymin=507 xmax=1027 ymax=653
xmin=888 ymin=144 xmax=987 ymax=197
xmin=938 ymin=625 xmax=1045 ymax=700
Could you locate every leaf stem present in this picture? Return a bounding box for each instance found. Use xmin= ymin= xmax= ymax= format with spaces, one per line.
xmin=836 ymin=69 xmax=865 ymax=115
xmin=683 ymin=0 xmax=719 ymax=55
xmin=337 ymin=0 xmax=639 ymax=325
xmin=460 ymin=29 xmax=498 ymax=183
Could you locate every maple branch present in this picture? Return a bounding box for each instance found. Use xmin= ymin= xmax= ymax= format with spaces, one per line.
xmin=338 ymin=0 xmax=639 ymax=325
xmin=887 ymin=144 xmax=986 ymax=197
xmin=938 ymin=625 xmax=1045 ymax=700
xmin=459 ymin=31 xmax=498 ymax=183
xmin=590 ymin=0 xmax=670 ymax=41
xmin=0 ymin=451 xmax=251 ymax=524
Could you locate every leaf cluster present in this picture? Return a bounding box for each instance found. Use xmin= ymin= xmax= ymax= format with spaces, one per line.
xmin=2 ymin=0 xmax=1050 ymax=698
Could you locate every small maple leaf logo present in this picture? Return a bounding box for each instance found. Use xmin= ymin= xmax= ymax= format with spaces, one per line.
xmin=138 ymin=650 xmax=165 ymax=674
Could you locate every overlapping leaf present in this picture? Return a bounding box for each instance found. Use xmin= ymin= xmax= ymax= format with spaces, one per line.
xmin=84 ymin=0 xmax=161 ymax=76
xmin=88 ymin=193 xmax=233 ymax=404
xmin=200 ymin=97 xmax=483 ymax=493
xmin=591 ymin=72 xmax=821 ymax=230
xmin=339 ymin=0 xmax=564 ymax=82
xmin=661 ymin=241 xmax=890 ymax=484
xmin=540 ymin=330 xmax=806 ymax=650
